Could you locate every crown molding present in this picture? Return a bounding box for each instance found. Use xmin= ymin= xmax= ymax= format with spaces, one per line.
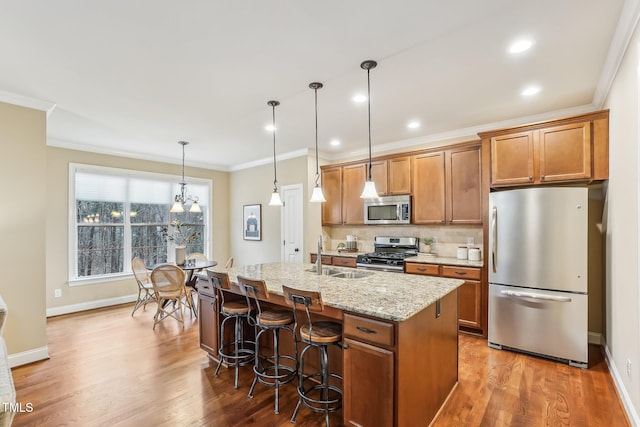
xmin=593 ymin=0 xmax=640 ymax=107
xmin=0 ymin=89 xmax=56 ymax=115
xmin=229 ymin=148 xmax=311 ymax=172
xmin=47 ymin=137 xmax=229 ymax=171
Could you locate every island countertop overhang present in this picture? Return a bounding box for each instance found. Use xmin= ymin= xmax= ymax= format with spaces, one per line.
xmin=202 ymin=262 xmax=464 ymax=322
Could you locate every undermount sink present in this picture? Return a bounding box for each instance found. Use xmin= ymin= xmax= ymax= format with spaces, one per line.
xmin=329 ymin=271 xmax=372 ymax=279
xmin=305 ymin=266 xmax=372 ymax=279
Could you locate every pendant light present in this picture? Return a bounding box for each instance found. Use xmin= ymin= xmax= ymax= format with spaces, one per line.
xmin=268 ymin=100 xmax=283 ymax=206
xmin=309 ymin=82 xmax=326 ymax=203
xmin=360 ymin=60 xmax=379 ymax=199
xmin=170 ymin=141 xmax=201 ymax=213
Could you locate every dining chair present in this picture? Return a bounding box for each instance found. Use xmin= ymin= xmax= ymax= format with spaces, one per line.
xmin=186 ymin=252 xmax=208 ymax=262
xmin=131 ymin=257 xmax=158 ymax=316
xmin=225 ymin=257 xmax=234 ymax=268
xmin=150 ymin=264 xmax=188 ymax=330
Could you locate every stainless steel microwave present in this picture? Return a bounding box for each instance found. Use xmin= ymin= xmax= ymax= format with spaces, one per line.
xmin=364 ymin=195 xmax=411 ymax=225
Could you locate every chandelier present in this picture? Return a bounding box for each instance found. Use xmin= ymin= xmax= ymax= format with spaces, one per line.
xmin=170 ymin=141 xmax=201 ymax=213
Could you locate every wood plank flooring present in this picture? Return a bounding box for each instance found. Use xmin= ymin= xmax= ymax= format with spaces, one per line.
xmin=11 ymin=303 xmax=630 ymax=426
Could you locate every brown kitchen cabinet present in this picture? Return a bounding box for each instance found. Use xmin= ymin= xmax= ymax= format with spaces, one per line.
xmin=412 ymin=143 xmax=481 ymax=225
xmin=310 ymin=254 xmax=357 ymax=268
xmin=447 ymin=145 xmax=482 ymax=224
xmin=342 ymin=163 xmax=366 ymax=224
xmin=321 ymin=166 xmax=343 ymax=225
xmin=484 ymin=110 xmax=609 ymax=187
xmin=441 ymin=266 xmax=482 ymax=332
xmin=198 ymin=278 xmax=220 ymax=358
xmin=370 ymin=160 xmax=388 ymax=196
xmin=412 ymin=151 xmax=446 ymax=224
xmin=310 ymin=253 xmax=333 ymax=265
xmin=343 ymin=337 xmax=394 ymax=426
xmin=371 ymin=157 xmax=411 ymax=196
xmin=405 ymin=262 xmax=484 ymax=335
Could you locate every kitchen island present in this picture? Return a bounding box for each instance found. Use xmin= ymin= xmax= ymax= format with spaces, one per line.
xmin=198 ymin=262 xmax=464 ymax=426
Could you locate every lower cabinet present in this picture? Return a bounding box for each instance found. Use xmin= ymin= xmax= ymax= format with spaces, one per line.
xmin=405 ymin=262 xmax=484 ymax=335
xmin=198 ymin=278 xmax=219 ymax=358
xmin=343 ymin=338 xmax=394 ymax=426
xmin=310 ymin=254 xmax=357 ymax=268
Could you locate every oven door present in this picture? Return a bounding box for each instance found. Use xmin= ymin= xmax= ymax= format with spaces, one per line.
xmin=356 ymin=263 xmax=404 ymax=273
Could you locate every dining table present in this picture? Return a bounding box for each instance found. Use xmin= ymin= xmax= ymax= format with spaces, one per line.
xmin=149 ymin=260 xmax=218 ymax=316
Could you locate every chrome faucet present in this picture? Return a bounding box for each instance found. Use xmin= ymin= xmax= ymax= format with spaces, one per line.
xmin=316 ymin=235 xmax=323 ymax=275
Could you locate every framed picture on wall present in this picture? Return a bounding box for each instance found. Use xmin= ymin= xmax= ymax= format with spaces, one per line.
xmin=243 ymin=204 xmax=261 ymax=241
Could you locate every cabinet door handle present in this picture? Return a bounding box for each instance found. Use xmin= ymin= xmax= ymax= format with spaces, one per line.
xmin=455 ymin=271 xmax=467 ymax=276
xmin=417 ymin=267 xmax=427 ymax=272
xmin=343 ymin=343 xmax=349 ymax=350
xmin=528 ymin=176 xmax=533 ymax=181
xmin=356 ymin=326 xmax=377 ymax=334
xmin=541 ymin=175 xmax=546 ymax=180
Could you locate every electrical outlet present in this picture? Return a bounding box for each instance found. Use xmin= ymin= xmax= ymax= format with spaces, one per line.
xmin=626 ymin=359 xmax=632 ymax=379
xmin=54 ymin=289 xmax=62 ymax=298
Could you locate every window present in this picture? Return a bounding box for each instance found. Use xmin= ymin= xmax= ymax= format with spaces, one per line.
xmin=69 ymin=164 xmax=210 ymax=284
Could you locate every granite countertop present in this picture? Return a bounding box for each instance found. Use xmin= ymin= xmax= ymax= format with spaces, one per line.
xmin=202 ymin=262 xmax=463 ymax=322
xmin=404 ymin=254 xmax=484 ymax=268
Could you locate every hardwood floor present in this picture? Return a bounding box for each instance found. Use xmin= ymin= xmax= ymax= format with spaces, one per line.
xmin=11 ymin=303 xmax=630 ymax=426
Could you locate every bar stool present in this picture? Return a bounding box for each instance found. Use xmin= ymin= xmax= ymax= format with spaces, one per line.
xmin=238 ymin=275 xmax=298 ymax=414
xmin=282 ymin=285 xmax=342 ymax=426
xmin=206 ymin=270 xmax=256 ymax=390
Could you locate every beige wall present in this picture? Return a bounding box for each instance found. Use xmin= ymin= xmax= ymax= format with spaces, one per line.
xmin=230 ymin=154 xmax=321 ymax=266
xmin=46 ymin=147 xmax=230 ymax=309
xmin=603 ymin=19 xmax=640 ymax=421
xmin=0 ymin=102 xmax=47 ymax=356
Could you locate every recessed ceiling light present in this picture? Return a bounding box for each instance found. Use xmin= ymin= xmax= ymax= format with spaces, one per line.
xmin=353 ymin=94 xmax=367 ymax=103
xmin=521 ymin=86 xmax=541 ymax=96
xmin=330 ymin=139 xmax=341 ymax=146
xmin=407 ymin=121 xmax=421 ymax=129
xmin=509 ymin=39 xmax=534 ymax=54
xmin=265 ymin=124 xmax=276 ymax=132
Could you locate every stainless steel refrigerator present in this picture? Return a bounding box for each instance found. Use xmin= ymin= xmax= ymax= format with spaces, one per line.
xmin=488 ymin=186 xmax=601 ymax=368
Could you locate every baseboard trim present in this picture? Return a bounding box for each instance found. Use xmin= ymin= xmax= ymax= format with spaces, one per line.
xmin=46 ymin=294 xmax=137 ymax=318
xmin=8 ymin=346 xmax=49 ymax=368
xmin=588 ymin=331 xmax=603 ymax=345
xmin=604 ymin=344 xmax=640 ymax=426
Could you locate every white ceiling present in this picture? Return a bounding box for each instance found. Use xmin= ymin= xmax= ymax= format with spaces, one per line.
xmin=0 ymin=0 xmax=631 ymax=171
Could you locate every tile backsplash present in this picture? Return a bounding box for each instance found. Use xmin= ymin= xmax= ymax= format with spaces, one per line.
xmin=323 ymin=224 xmax=483 ymax=259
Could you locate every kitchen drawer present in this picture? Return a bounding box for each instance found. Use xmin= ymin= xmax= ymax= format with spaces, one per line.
xmin=332 ymin=256 xmax=356 ymax=268
xmin=441 ymin=265 xmax=481 ymax=280
xmin=344 ymin=313 xmax=394 ymax=347
xmin=310 ymin=254 xmax=333 ymax=265
xmin=197 ymin=277 xmax=216 ymax=297
xmin=405 ymin=262 xmax=439 ymax=276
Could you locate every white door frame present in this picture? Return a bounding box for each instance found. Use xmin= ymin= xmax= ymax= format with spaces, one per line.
xmin=280 ymin=184 xmax=304 ymax=262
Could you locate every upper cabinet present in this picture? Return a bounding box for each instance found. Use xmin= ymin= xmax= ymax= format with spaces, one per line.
xmin=412 ymin=152 xmax=446 ymax=224
xmin=412 ymin=144 xmax=482 ymax=225
xmin=482 ymin=110 xmax=609 ymax=188
xmin=371 ymin=157 xmax=411 ymax=196
xmin=342 ymin=164 xmax=366 ymax=225
xmin=321 ymin=166 xmax=343 ymax=225
xmin=447 ymin=145 xmax=482 ymax=224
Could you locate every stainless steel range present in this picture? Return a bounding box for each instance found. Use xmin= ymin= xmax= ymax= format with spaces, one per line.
xmin=356 ymin=236 xmax=419 ymax=272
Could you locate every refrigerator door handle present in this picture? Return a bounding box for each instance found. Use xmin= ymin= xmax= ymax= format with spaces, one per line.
xmin=500 ymin=289 xmax=572 ymax=303
xmin=491 ymin=206 xmax=497 ymax=273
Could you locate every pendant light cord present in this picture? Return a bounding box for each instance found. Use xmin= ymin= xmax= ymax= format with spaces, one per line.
xmin=314 ymin=86 xmax=320 ymax=186
xmin=271 ymin=103 xmax=278 ymax=191
xmin=367 ymin=67 xmax=372 ymax=180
